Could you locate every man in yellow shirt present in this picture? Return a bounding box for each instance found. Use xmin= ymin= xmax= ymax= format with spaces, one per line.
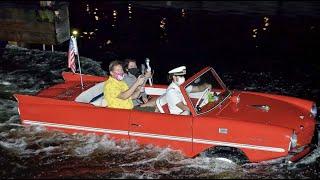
xmin=104 ymin=60 xmax=145 ymax=109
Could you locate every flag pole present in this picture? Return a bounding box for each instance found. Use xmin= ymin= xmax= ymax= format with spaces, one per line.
xmin=77 ymin=53 xmax=84 ymax=90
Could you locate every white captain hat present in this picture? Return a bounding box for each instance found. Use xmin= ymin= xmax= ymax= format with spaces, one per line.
xmin=168 ymin=66 xmax=186 ymax=76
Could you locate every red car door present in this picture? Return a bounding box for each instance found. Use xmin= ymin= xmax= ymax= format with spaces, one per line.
xmin=129 ymin=110 xmax=193 ymax=157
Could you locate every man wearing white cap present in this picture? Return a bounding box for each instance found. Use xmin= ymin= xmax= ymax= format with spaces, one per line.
xmin=166 ymin=66 xmax=212 ymax=115
xmin=166 ymin=66 xmax=191 ymax=115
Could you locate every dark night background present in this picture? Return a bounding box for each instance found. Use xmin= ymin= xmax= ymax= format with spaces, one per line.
xmin=65 ymin=1 xmax=320 ymax=103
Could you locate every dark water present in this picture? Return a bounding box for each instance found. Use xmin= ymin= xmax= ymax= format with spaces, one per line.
xmin=1 ymin=1 xmax=320 ymax=178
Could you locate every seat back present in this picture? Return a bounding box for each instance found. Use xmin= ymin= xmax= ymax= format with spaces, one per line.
xmin=90 ymin=96 xmax=108 ymax=107
xmin=75 ymin=82 xmax=105 ymax=103
xmin=156 ymin=94 xmax=170 ymax=113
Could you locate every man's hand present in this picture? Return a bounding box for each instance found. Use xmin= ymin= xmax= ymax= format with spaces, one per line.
xmin=142 ymin=96 xmax=148 ymax=103
xmin=206 ymin=83 xmax=212 ymax=90
xmin=136 ymin=75 xmax=146 ymax=86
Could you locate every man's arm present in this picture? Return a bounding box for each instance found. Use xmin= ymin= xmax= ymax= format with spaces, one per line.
xmin=129 ymin=71 xmax=152 ymax=101
xmin=138 ymin=71 xmax=152 ymax=102
xmin=118 ymin=76 xmax=145 ymax=100
xmin=131 ymin=86 xmax=143 ymax=99
xmin=190 ymin=83 xmax=212 ymax=93
xmin=176 ymin=102 xmax=190 ymax=112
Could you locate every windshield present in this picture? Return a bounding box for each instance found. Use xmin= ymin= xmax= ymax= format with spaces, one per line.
xmin=183 ymin=69 xmax=231 ymax=115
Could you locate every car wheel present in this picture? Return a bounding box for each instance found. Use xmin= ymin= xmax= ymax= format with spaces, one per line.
xmin=202 ymin=148 xmax=249 ymax=165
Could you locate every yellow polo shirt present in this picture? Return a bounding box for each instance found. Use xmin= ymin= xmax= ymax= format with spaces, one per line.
xmin=104 ymin=77 xmax=133 ymax=109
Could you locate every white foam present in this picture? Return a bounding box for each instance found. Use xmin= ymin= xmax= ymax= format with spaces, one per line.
xmin=74 ymin=143 xmax=99 ymax=157
xmin=0 ymin=81 xmax=11 ymax=85
xmin=0 ymin=138 xmax=28 ymax=151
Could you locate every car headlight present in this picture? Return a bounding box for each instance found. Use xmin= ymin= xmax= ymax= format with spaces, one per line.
xmin=290 ymin=131 xmax=297 ymax=150
xmin=311 ymin=103 xmax=317 ymax=118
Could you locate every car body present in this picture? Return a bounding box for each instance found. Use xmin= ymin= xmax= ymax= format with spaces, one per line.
xmin=14 ymin=67 xmax=318 ymax=163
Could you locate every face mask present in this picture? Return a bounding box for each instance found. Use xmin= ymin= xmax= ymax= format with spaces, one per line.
xmin=175 ymin=76 xmax=185 ymax=86
xmin=128 ymin=68 xmax=141 ymax=78
xmin=114 ymin=72 xmax=124 ymax=81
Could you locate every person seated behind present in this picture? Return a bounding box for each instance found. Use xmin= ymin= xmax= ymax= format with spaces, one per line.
xmin=104 ymin=60 xmax=145 ymax=110
xmin=123 ymin=58 xmax=151 ymax=106
xmin=123 ymin=58 xmax=158 ymax=112
xmin=166 ymin=66 xmax=211 ymax=115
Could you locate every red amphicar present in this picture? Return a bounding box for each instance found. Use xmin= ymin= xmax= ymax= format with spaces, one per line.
xmin=14 ymin=67 xmax=319 ymax=164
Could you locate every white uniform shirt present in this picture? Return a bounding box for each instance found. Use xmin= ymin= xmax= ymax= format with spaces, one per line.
xmin=166 ymin=82 xmax=193 ymax=115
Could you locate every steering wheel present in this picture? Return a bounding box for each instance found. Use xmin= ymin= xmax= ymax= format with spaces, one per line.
xmin=195 ymin=87 xmax=211 ymax=110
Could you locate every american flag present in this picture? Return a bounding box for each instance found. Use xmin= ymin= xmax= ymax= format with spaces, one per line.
xmin=68 ymin=36 xmax=77 ymax=73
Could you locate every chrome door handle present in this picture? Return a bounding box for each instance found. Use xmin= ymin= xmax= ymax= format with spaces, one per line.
xmin=131 ymin=123 xmax=142 ymax=127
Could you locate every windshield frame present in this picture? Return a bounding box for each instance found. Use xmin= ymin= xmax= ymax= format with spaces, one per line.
xmin=181 ymin=67 xmax=231 ymax=116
